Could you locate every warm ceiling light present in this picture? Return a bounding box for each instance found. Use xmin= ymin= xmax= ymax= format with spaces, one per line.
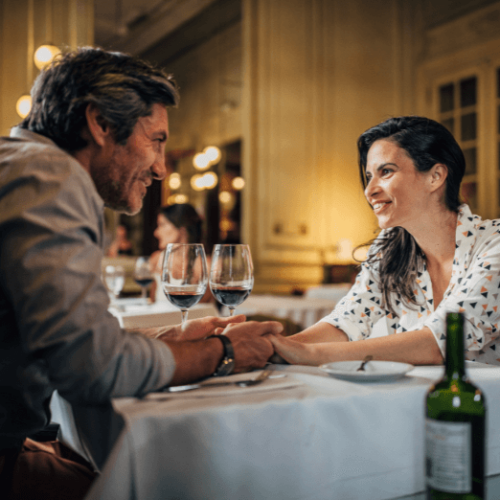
xmin=191 ymin=174 xmax=204 ymax=191
xmin=203 ymin=146 xmax=221 ymax=164
xmin=193 ymin=153 xmax=210 ymax=170
xmin=232 ymin=177 xmax=245 ymax=190
xmin=16 ymin=95 xmax=32 ymax=118
xmin=203 ymin=172 xmax=218 ymax=189
xmin=34 ymin=45 xmax=61 ymax=70
xmin=167 ymin=193 xmax=189 ymax=205
xmin=175 ymin=194 xmax=188 ymax=204
xmin=219 ymin=191 xmax=232 ymax=204
xmin=168 ymin=173 xmax=181 ymax=189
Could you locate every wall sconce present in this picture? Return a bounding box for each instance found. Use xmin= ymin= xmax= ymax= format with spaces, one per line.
xmin=193 ymin=153 xmax=210 ymax=170
xmin=167 ymin=194 xmax=188 ymax=205
xmin=192 ymin=146 xmax=221 ymax=171
xmin=34 ymin=44 xmax=61 ymax=70
xmin=190 ymin=172 xmax=218 ymax=191
xmin=203 ymin=146 xmax=221 ymax=164
xmin=232 ymin=177 xmax=245 ymax=190
xmin=16 ymin=95 xmax=32 ymax=118
xmin=168 ymin=173 xmax=181 ymax=189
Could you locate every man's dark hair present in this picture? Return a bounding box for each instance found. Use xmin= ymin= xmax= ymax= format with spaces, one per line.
xmin=20 ymin=47 xmax=179 ymax=152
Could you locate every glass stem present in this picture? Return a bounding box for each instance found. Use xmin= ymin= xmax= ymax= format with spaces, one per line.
xmin=141 ymin=287 xmax=147 ymax=299
xmin=228 ymin=308 xmax=235 ymax=317
xmin=181 ymin=309 xmax=189 ymax=325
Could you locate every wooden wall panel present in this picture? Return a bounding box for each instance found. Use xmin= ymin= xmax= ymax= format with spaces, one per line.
xmin=243 ymin=0 xmax=413 ymax=293
xmin=0 ymin=0 xmax=93 ymax=136
xmin=166 ymin=22 xmax=242 ymax=151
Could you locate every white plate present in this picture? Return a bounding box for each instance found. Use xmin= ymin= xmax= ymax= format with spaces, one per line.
xmin=319 ymin=360 xmax=414 ymax=382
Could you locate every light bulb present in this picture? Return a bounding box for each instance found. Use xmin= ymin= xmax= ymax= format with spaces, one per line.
xmin=34 ymin=45 xmax=61 ymax=70
xmin=193 ymin=153 xmax=210 ymax=170
xmin=203 ymin=146 xmax=221 ymax=164
xmin=16 ymin=95 xmax=32 ymax=118
xmin=232 ymin=177 xmax=245 ymax=190
xmin=168 ymin=173 xmax=181 ymax=189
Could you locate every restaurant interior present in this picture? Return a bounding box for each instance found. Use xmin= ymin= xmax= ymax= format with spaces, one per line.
xmin=3 ymin=2 xmax=500 ymax=499
xmin=3 ymin=0 xmax=500 ymax=299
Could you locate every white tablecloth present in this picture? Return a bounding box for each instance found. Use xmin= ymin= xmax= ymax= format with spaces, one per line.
xmin=51 ymin=363 xmax=500 ymax=500
xmin=109 ymin=299 xmax=218 ymax=329
xmin=227 ymin=295 xmax=339 ymax=329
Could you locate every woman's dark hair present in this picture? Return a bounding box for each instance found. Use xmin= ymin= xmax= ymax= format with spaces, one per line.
xmin=160 ymin=204 xmax=203 ymax=244
xmin=357 ymin=116 xmax=465 ymax=315
xmin=20 ymin=47 xmax=179 ymax=152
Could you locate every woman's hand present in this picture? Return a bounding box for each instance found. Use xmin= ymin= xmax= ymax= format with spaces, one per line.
xmin=267 ymin=334 xmax=318 ymax=366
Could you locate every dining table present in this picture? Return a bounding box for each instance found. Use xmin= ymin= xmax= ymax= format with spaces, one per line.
xmin=50 ymin=362 xmax=500 ymax=500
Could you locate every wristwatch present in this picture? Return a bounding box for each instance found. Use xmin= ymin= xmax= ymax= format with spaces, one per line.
xmin=209 ymin=334 xmax=235 ymax=376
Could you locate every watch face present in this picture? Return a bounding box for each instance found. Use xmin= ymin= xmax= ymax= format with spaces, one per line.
xmin=215 ymin=358 xmax=235 ymax=377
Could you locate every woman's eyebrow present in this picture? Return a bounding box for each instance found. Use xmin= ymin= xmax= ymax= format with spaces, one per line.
xmin=367 ymin=162 xmax=398 ymax=175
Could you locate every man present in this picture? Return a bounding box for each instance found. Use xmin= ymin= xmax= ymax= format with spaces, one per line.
xmin=0 ymin=47 xmax=279 ymax=499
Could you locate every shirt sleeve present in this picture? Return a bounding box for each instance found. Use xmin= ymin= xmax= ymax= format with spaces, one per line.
xmin=424 ymin=228 xmax=500 ymax=358
xmin=0 ymin=156 xmax=176 ymax=404
xmin=320 ymin=245 xmax=385 ymax=341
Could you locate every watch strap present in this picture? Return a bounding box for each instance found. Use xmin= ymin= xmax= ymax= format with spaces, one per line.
xmin=208 ymin=334 xmax=235 ymax=377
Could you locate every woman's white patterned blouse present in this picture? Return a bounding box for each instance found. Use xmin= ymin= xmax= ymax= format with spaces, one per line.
xmin=321 ymin=205 xmax=500 ymax=365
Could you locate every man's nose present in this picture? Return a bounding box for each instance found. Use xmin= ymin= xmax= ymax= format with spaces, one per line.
xmin=152 ymin=149 xmax=167 ymax=181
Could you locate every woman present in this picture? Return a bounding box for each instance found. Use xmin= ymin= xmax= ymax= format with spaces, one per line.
xmin=269 ymin=116 xmax=500 ymax=366
xmin=107 ymin=224 xmax=134 ymax=257
xmin=151 ymin=203 xmax=213 ymax=303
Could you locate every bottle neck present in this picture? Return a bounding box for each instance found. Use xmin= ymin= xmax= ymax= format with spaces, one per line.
xmin=445 ymin=313 xmax=466 ymax=379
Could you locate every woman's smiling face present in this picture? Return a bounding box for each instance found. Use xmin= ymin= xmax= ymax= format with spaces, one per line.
xmin=364 ymin=139 xmax=434 ymax=231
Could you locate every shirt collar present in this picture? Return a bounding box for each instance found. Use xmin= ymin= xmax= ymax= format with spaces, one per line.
xmin=10 ymin=126 xmax=59 ymax=147
xmin=9 ymin=127 xmax=105 ymax=210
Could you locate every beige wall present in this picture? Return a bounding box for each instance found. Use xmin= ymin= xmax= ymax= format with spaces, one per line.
xmin=0 ymin=0 xmax=94 ymax=136
xmin=242 ymin=0 xmax=416 ymax=293
xmin=166 ymin=21 xmax=243 ymax=152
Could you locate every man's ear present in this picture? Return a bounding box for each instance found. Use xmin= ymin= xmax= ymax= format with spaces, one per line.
xmin=429 ymin=163 xmax=448 ymax=192
xmin=85 ymin=103 xmax=111 ymax=147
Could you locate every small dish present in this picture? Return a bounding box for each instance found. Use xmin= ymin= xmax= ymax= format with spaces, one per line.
xmin=319 ymin=360 xmax=414 ymax=382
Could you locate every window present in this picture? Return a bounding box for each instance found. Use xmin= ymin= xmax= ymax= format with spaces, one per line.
xmin=438 ymin=76 xmax=478 ymax=212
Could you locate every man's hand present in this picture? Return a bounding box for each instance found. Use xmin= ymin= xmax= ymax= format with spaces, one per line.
xmin=222 ymin=321 xmax=283 ymax=373
xmin=156 ymin=315 xmax=247 ymax=342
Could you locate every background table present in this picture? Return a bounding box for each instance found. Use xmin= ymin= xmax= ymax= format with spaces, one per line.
xmin=226 ymin=295 xmax=340 ymax=329
xmin=52 ymin=363 xmax=500 ymax=500
xmin=109 ymin=299 xmax=218 ymax=329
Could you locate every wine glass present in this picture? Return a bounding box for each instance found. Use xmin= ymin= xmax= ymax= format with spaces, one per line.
xmin=104 ymin=265 xmax=125 ymax=301
xmin=162 ymin=243 xmax=208 ymax=325
xmin=134 ymin=256 xmax=154 ymax=302
xmin=210 ymin=244 xmax=254 ymax=317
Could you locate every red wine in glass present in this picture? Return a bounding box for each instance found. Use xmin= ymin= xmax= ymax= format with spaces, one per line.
xmin=210 ymin=286 xmax=252 ymax=309
xmin=134 ymin=278 xmax=154 ymax=288
xmin=164 ymin=290 xmax=205 ymax=309
xmin=210 ymin=244 xmax=254 ymax=316
xmin=162 ymin=244 xmax=208 ymax=325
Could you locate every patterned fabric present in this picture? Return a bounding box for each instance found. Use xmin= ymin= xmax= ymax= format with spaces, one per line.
xmin=321 ymin=205 xmax=500 ymax=365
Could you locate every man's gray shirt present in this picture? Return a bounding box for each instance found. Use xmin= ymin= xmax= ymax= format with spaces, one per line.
xmin=0 ymin=128 xmax=175 ymax=448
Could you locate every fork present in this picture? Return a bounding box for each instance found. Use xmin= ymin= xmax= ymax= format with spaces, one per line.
xmin=356 ymin=355 xmax=373 ymax=372
xmin=166 ymin=365 xmax=276 ymax=392
xmin=236 ymin=364 xmax=275 ymax=387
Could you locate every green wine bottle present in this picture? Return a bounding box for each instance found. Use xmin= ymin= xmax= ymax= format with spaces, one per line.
xmin=425 ymin=312 xmax=486 ymax=499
